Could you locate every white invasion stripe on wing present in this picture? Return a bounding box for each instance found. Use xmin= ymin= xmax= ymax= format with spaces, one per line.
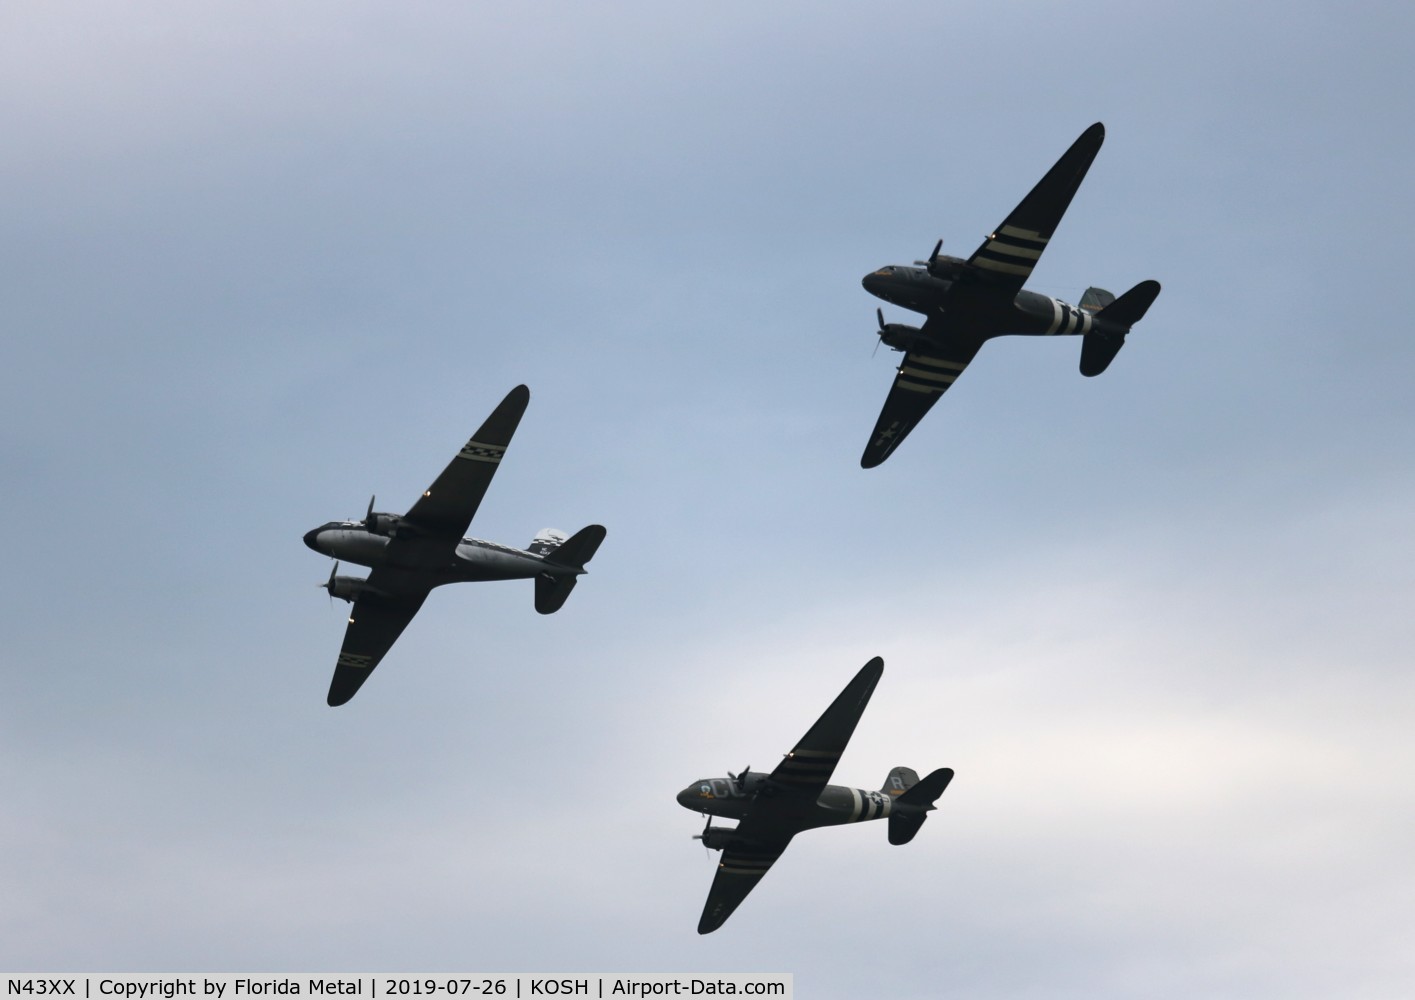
xmin=974 ymin=256 xmax=1032 ymax=276
xmin=976 ymin=225 xmax=1049 ymax=276
xmin=897 ymin=354 xmax=967 ymax=394
xmin=457 ymin=440 xmax=505 ymax=463
xmin=999 ymin=225 xmax=1048 ymax=242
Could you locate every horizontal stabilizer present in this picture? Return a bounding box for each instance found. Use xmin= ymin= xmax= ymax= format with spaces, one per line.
xmin=534 ymin=524 xmax=606 ymax=614
xmin=888 ymin=767 xmax=954 ymax=846
xmin=1081 ymin=280 xmax=1160 ymax=377
xmin=1079 ymin=329 xmax=1125 ymax=377
xmin=535 ymin=574 xmax=578 ymax=615
xmin=542 ymin=524 xmax=606 ymax=571
xmin=1095 ymin=279 xmax=1161 ymax=328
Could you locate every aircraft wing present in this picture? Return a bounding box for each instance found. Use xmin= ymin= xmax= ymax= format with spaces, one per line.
xmin=697 ymin=826 xmax=795 ymax=934
xmin=401 ymin=385 xmax=530 ymax=540
xmin=965 ymin=122 xmax=1105 ymax=296
xmin=327 ymin=569 xmax=432 ymax=706
xmin=861 ymin=333 xmax=983 ymax=468
xmin=766 ymin=657 xmax=884 ymax=797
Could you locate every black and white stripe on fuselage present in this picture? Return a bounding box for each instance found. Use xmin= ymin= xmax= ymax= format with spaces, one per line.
xmin=844 ymin=786 xmax=893 ymax=823
xmin=1041 ymin=296 xmax=1094 ymax=336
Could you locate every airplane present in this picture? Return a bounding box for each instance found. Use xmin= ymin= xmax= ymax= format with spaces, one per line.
xmin=860 ymin=121 xmax=1161 ymax=468
xmin=676 ymin=657 xmax=953 ymax=933
xmin=303 ymin=385 xmax=606 ymax=707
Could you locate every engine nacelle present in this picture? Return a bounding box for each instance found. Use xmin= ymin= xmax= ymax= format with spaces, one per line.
xmin=925 ymin=253 xmax=968 ymax=280
xmin=695 ymin=827 xmax=743 ymax=852
xmin=879 ymin=322 xmax=923 ymax=352
xmin=326 ymin=575 xmax=377 ymax=603
xmin=364 ymin=512 xmax=403 ymax=537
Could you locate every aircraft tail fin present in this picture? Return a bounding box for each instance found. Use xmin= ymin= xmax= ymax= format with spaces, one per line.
xmin=527 ymin=528 xmax=569 ymax=557
xmin=1079 ymin=286 xmax=1115 ymax=313
xmin=533 ymin=524 xmax=607 ymax=615
xmin=1080 ymin=279 xmax=1161 ymax=377
xmin=887 ymin=767 xmax=954 ymax=846
xmin=882 ymin=766 xmax=920 ymax=796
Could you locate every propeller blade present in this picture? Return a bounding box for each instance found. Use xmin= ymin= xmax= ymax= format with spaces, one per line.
xmin=876 ymin=308 xmax=885 ymax=331
xmin=323 ymin=562 xmax=340 ymax=609
xmin=929 ymin=238 xmax=942 ymax=262
xmin=364 ymin=495 xmax=375 ymax=524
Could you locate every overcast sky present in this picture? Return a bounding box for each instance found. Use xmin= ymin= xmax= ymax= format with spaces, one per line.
xmin=3 ymin=2 xmax=1413 ymax=997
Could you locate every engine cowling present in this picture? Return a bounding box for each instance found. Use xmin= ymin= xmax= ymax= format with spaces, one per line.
xmin=695 ymin=827 xmax=743 ymax=852
xmin=326 ymin=575 xmax=377 ymax=603
xmin=364 ymin=512 xmax=403 ymax=537
xmin=879 ymin=322 xmax=923 ymax=352
xmin=925 ymin=253 xmax=968 ymax=280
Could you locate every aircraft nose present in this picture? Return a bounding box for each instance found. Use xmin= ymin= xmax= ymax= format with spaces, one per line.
xmin=303 ymin=526 xmax=326 ymax=552
xmin=676 ymin=786 xmax=699 ymax=809
xmin=862 ymin=270 xmax=884 ymax=295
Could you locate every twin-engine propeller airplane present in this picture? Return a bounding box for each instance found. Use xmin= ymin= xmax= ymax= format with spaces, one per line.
xmin=861 ymin=121 xmax=1161 ymax=468
xmin=303 ymin=385 xmax=606 ymax=707
xmin=677 ymin=657 xmax=953 ymax=933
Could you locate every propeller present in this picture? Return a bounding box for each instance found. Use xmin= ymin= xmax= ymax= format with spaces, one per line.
xmin=320 ymin=561 xmax=340 ymax=609
xmin=873 ymin=309 xmax=886 ymax=358
xmin=913 ymin=239 xmax=943 ymax=267
xmin=363 ymin=495 xmax=375 ymax=527
xmin=727 ymin=765 xmax=751 ymax=793
xmin=692 ymin=815 xmax=713 ymax=862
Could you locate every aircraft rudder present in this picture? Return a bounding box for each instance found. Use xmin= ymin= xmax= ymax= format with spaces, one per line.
xmin=1079 ymin=286 xmax=1115 ymax=313
xmin=528 ymin=528 xmax=568 ymax=556
xmin=882 ymin=766 xmax=920 ymax=796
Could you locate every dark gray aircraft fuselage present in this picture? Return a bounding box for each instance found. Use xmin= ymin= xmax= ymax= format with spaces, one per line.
xmin=677 ymin=777 xmax=896 ymax=833
xmin=304 ymin=523 xmax=566 ymax=587
xmin=862 ymin=260 xmax=1127 ymax=345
